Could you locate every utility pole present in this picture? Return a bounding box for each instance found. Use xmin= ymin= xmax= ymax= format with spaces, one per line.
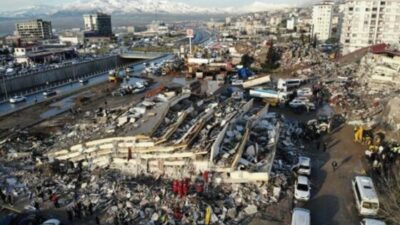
xmin=189 ymin=36 xmax=192 ymax=55
xmin=186 ymin=29 xmax=194 ymax=55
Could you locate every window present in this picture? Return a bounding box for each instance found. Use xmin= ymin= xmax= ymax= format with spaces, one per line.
xmin=372 ymin=7 xmax=378 ymax=11
xmin=362 ymin=202 xmax=379 ymax=209
xmin=355 ymin=182 xmax=361 ymax=202
xmin=349 ymin=7 xmax=354 ymax=11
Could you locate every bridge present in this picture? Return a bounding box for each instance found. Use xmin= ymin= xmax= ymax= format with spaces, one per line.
xmin=119 ymin=51 xmax=166 ymax=59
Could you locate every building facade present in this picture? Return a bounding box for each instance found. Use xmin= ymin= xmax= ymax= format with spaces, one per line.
xmin=16 ymin=19 xmax=53 ymax=43
xmin=83 ymin=13 xmax=112 ymax=37
xmin=287 ymin=16 xmax=298 ymax=30
xmin=340 ymin=0 xmax=400 ymax=54
xmin=312 ymin=1 xmax=334 ymax=42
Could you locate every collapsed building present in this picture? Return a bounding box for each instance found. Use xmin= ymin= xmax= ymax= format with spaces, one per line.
xmin=47 ymin=93 xmax=282 ymax=184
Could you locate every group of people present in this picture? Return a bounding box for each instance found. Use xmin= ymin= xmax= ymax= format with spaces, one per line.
xmin=66 ymin=201 xmax=100 ymax=224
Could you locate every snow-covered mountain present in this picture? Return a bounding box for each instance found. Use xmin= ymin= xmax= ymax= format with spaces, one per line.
xmin=0 ymin=0 xmax=293 ymax=18
xmin=240 ymin=1 xmax=292 ymax=13
xmin=60 ymin=0 xmax=220 ymax=14
xmin=0 ymin=5 xmax=59 ymax=18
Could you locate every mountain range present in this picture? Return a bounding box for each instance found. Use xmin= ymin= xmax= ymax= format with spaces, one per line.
xmin=0 ymin=0 xmax=294 ymax=18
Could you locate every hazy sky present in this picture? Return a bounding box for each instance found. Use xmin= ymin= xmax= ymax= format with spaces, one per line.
xmin=1 ymin=0 xmax=307 ymax=11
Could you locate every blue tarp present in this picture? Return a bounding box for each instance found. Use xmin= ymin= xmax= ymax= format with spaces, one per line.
xmin=237 ymin=68 xmax=253 ymax=80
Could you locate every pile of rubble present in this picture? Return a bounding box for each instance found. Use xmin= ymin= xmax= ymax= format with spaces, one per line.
xmin=0 ymin=156 xmax=295 ymax=225
xmin=279 ymin=42 xmax=324 ymax=70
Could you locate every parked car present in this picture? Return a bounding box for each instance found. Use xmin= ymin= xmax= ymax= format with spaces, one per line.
xmin=297 ymin=88 xmax=313 ymax=97
xmin=298 ymin=156 xmax=311 ymax=176
xmin=295 ymin=175 xmax=311 ymax=201
xmin=9 ymin=96 xmax=26 ymax=104
xmin=289 ymin=99 xmax=315 ymax=110
xmin=352 ymin=176 xmax=379 ymax=216
xmin=291 ymin=208 xmax=310 ymax=225
xmin=41 ymin=219 xmax=61 ymax=225
xmin=79 ymin=79 xmax=89 ymax=85
xmin=43 ymin=90 xmax=57 ymax=97
xmin=360 ymin=218 xmax=386 ymax=225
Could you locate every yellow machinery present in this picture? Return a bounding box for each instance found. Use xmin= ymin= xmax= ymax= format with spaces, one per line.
xmin=354 ymin=126 xmax=385 ymax=152
xmin=108 ymin=69 xmax=122 ymax=83
xmin=263 ymin=97 xmax=280 ymax=107
xmin=205 ymin=206 xmax=212 ymax=225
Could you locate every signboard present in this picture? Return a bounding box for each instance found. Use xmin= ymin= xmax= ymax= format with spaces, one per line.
xmin=186 ymin=29 xmax=194 ymax=38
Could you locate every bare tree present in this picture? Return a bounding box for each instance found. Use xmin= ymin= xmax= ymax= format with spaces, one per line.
xmin=374 ymin=165 xmax=400 ymax=225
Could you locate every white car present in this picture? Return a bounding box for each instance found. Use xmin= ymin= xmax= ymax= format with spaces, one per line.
xmin=79 ymin=79 xmax=89 ymax=85
xmin=43 ymin=90 xmax=57 ymax=97
xmin=291 ymin=208 xmax=310 ymax=225
xmin=41 ymin=219 xmax=61 ymax=225
xmin=361 ymin=218 xmax=386 ymax=225
xmin=297 ymin=88 xmax=313 ymax=97
xmin=298 ymin=156 xmax=311 ymax=176
xmin=295 ymin=175 xmax=311 ymax=201
xmin=289 ymin=99 xmax=315 ymax=110
xmin=9 ymin=96 xmax=26 ymax=104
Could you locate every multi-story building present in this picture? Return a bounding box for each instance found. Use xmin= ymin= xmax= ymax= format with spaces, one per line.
xmin=312 ymin=1 xmax=334 ymax=42
xmin=340 ymin=0 xmax=400 ymax=54
xmin=83 ymin=13 xmax=112 ymax=37
xmin=15 ymin=19 xmax=52 ymax=43
xmin=287 ymin=16 xmax=298 ymax=30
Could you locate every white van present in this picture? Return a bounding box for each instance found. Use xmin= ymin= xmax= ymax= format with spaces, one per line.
xmin=277 ymin=79 xmax=302 ymax=92
xmin=291 ymin=208 xmax=310 ymax=225
xmin=360 ymin=218 xmax=386 ymax=225
xmin=352 ymin=176 xmax=380 ymax=216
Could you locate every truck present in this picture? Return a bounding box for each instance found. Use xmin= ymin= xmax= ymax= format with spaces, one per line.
xmin=242 ymin=75 xmax=271 ymax=89
xmin=249 ymin=88 xmax=287 ymax=105
xmin=277 ymin=78 xmax=302 ymax=92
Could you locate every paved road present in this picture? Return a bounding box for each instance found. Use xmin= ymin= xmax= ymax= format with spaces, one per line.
xmin=304 ymin=124 xmax=365 ymax=225
xmin=274 ymin=105 xmax=365 ymax=225
xmin=0 ymin=54 xmax=173 ymax=117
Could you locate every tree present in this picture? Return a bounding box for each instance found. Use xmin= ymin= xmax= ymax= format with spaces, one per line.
xmin=261 ymin=42 xmax=281 ymax=72
xmin=241 ymin=54 xmax=254 ymax=68
xmin=374 ymin=165 xmax=400 ymax=225
xmin=312 ymin=34 xmax=318 ymax=48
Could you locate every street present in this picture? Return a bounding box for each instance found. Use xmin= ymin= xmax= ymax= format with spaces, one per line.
xmin=273 ymin=105 xmax=366 ymax=225
xmin=306 ymin=124 xmax=365 ymax=225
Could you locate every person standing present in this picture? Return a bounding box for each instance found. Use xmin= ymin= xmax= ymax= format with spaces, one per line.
xmin=95 ymin=216 xmax=101 ymax=225
xmin=331 ymin=160 xmax=338 ymax=172
xmin=323 ymin=142 xmax=327 ymax=152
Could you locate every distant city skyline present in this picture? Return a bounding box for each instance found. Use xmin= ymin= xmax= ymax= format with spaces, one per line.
xmin=1 ymin=0 xmax=314 ymax=11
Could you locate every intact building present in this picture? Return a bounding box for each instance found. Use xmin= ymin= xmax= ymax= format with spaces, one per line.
xmin=340 ymin=0 xmax=400 ymax=54
xmin=83 ymin=13 xmax=112 ymax=37
xmin=16 ymin=19 xmax=53 ymax=43
xmin=312 ymin=1 xmax=334 ymax=42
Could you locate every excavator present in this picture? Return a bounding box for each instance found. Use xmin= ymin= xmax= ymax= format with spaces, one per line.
xmin=354 ymin=125 xmax=385 ymax=155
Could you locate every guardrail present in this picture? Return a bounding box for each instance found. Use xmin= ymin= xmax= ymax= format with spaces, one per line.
xmin=119 ymin=51 xmax=165 ymax=59
xmin=0 ymin=53 xmax=170 ymax=105
xmin=1 ymin=54 xmax=118 ymax=81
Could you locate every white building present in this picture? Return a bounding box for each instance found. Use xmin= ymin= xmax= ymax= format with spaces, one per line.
xmin=147 ymin=21 xmax=169 ymax=35
xmin=312 ymin=1 xmax=334 ymax=42
xmin=83 ymin=13 xmax=112 ymax=36
xmin=287 ymin=16 xmax=298 ymax=30
xmin=340 ymin=0 xmax=400 ymax=54
xmin=225 ymin=17 xmax=232 ymax=24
